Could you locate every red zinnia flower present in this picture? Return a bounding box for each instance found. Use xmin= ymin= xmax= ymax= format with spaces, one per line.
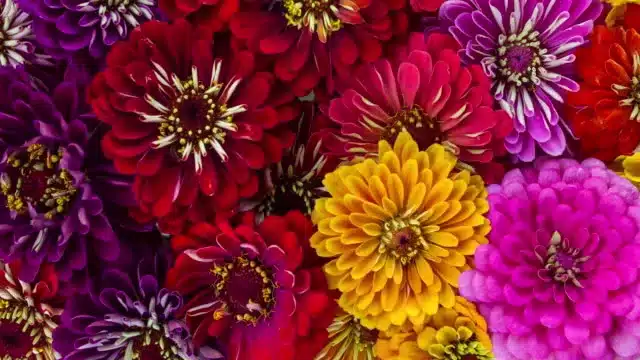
xmin=320 ymin=32 xmax=512 ymax=181
xmin=89 ymin=20 xmax=299 ymax=233
xmin=159 ymin=0 xmax=239 ymax=32
xmin=230 ymin=0 xmax=409 ymax=96
xmin=167 ymin=211 xmax=335 ymax=360
xmin=567 ymin=22 xmax=640 ymax=161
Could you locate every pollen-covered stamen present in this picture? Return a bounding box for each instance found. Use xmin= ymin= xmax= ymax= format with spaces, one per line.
xmin=0 ymin=0 xmax=50 ymax=67
xmin=283 ymin=0 xmax=342 ymax=43
xmin=536 ymin=231 xmax=589 ymax=288
xmin=146 ymin=62 xmax=247 ymax=173
xmin=210 ymin=256 xmax=276 ymax=326
xmin=380 ymin=218 xmax=429 ymax=265
xmin=381 ymin=106 xmax=451 ymax=151
xmin=495 ymin=30 xmax=546 ymax=89
xmin=1 ymin=144 xmax=77 ymax=220
xmin=613 ymin=53 xmax=640 ymax=121
xmin=83 ymin=0 xmax=155 ymax=34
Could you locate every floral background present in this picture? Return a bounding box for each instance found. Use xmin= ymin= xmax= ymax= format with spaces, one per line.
xmin=0 ymin=0 xmax=640 ymax=359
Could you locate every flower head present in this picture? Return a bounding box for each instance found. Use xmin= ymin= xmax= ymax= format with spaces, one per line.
xmin=52 ymin=254 xmax=218 ymax=360
xmin=230 ymin=0 xmax=408 ymax=96
xmin=20 ymin=0 xmax=157 ymax=59
xmin=374 ymin=297 xmax=493 ymax=360
xmin=322 ymin=32 xmax=512 ymax=179
xmin=567 ymin=25 xmax=640 ymax=161
xmin=167 ymin=211 xmax=334 ymax=360
xmin=90 ymin=20 xmax=299 ymax=233
xmin=310 ymin=132 xmax=490 ymax=331
xmin=315 ymin=312 xmax=379 ymax=360
xmin=439 ymin=0 xmax=602 ymax=161
xmin=0 ymin=261 xmax=63 ymax=360
xmin=0 ymin=0 xmax=50 ymax=67
xmin=460 ymin=158 xmax=640 ymax=359
xmin=0 ymin=65 xmax=130 ymax=288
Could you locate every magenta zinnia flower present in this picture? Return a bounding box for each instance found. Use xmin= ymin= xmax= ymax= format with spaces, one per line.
xmin=439 ymin=0 xmax=602 ymax=161
xmin=460 ymin=158 xmax=640 ymax=359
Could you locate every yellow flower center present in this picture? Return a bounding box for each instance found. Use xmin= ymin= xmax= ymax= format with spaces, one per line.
xmin=283 ymin=0 xmax=342 ymax=43
xmin=428 ymin=326 xmax=493 ymax=360
xmin=1 ymin=143 xmax=77 ymax=220
xmin=381 ymin=217 xmax=428 ymax=265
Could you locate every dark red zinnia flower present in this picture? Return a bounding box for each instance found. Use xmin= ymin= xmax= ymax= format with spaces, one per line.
xmin=567 ymin=21 xmax=640 ymax=161
xmin=159 ymin=0 xmax=239 ymax=32
xmin=229 ymin=0 xmax=409 ymax=96
xmin=319 ymin=32 xmax=512 ymax=182
xmin=167 ymin=211 xmax=335 ymax=360
xmin=89 ymin=20 xmax=299 ymax=233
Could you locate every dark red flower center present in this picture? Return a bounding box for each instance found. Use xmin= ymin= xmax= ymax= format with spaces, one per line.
xmin=538 ymin=231 xmax=589 ymax=287
xmin=211 ymin=256 xmax=275 ymax=324
xmin=505 ymin=46 xmax=535 ymax=73
xmin=0 ymin=321 xmax=32 ymax=358
xmin=382 ymin=107 xmax=443 ymax=150
xmin=1 ymin=143 xmax=76 ymax=219
xmin=136 ymin=342 xmax=165 ymax=360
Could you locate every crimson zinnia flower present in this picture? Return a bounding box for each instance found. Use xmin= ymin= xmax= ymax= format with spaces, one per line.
xmin=167 ymin=211 xmax=335 ymax=360
xmin=568 ymin=18 xmax=640 ymax=161
xmin=321 ymin=32 xmax=512 ymax=180
xmin=89 ymin=20 xmax=299 ymax=233
xmin=229 ymin=0 xmax=409 ymax=96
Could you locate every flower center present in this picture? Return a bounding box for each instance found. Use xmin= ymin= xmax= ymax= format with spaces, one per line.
xmin=1 ymin=144 xmax=77 ymax=219
xmin=283 ymin=0 xmax=342 ymax=42
xmin=211 ymin=256 xmax=275 ymax=325
xmin=438 ymin=340 xmax=491 ymax=360
xmin=0 ymin=299 xmax=55 ymax=360
xmin=381 ymin=218 xmax=427 ymax=265
xmin=612 ymin=53 xmax=640 ymax=121
xmin=496 ymin=30 xmax=545 ymax=88
xmin=353 ymin=321 xmax=378 ymax=349
xmin=148 ymin=63 xmax=247 ymax=173
xmin=133 ymin=337 xmax=174 ymax=360
xmin=538 ymin=231 xmax=589 ymax=288
xmin=260 ymin=178 xmax=321 ymax=217
xmin=382 ymin=107 xmax=448 ymax=151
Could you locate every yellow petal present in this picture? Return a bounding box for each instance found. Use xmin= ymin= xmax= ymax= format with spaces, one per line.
xmin=351 ymin=253 xmax=381 ymax=279
xmin=405 ymin=183 xmax=427 ymax=216
xmin=417 ymin=290 xmax=439 ymax=315
xmin=433 ymin=262 xmax=461 ymax=286
xmin=324 ymin=198 xmax=350 ymax=215
xmin=340 ymin=228 xmax=371 ymax=245
xmin=356 ymin=290 xmax=376 ymax=310
xmin=323 ymin=259 xmax=342 ymax=276
xmin=355 ymin=238 xmax=380 ymax=257
xmin=415 ymin=256 xmax=434 ymax=285
xmin=428 ymin=232 xmax=459 ymax=248
xmin=428 ymin=344 xmax=446 ymax=359
xmin=369 ymin=175 xmax=387 ymax=203
xmin=435 ymin=326 xmax=458 ymax=345
xmin=349 ymin=213 xmax=379 ymax=227
xmin=408 ymin=264 xmax=423 ymax=294
xmin=363 ymin=201 xmax=393 ymax=220
xmin=406 ymin=297 xmax=420 ymax=316
xmin=325 ymin=237 xmax=355 ymax=254
xmin=318 ymin=218 xmax=339 ymax=236
xmin=373 ymin=268 xmax=388 ymax=292
xmin=418 ymin=202 xmax=449 ymax=224
xmin=356 ymin=273 xmax=373 ymax=295
xmin=417 ymin=327 xmax=437 ymax=350
xmin=336 ymin=251 xmax=360 ymax=270
xmin=448 ymin=179 xmax=468 ymax=201
xmin=329 ymin=215 xmax=352 ymax=233
xmin=381 ymin=147 xmax=402 ymax=174
xmin=424 ymin=179 xmax=454 ymax=209
xmin=393 ymin=263 xmax=403 ymax=285
xmin=442 ymin=250 xmax=466 ymax=267
xmin=344 ymin=194 xmax=364 ymax=212
xmin=458 ymin=326 xmax=474 ymax=341
xmin=401 ymin=159 xmax=419 ymax=190
xmin=390 ymin=309 xmax=408 ymax=326
xmin=439 ymin=282 xmax=456 ymax=308
xmin=443 ymin=200 xmax=475 ymax=225
xmin=387 ymin=173 xmax=405 ymax=209
xmin=382 ymin=196 xmax=399 ymax=214
xmin=362 ymin=223 xmax=382 ymax=236
xmin=457 ymin=239 xmax=480 ymax=255
xmin=420 ymin=168 xmax=433 ymax=191
xmin=384 ymin=257 xmax=396 ymax=278
xmin=378 ymin=138 xmax=393 ymax=156
xmin=381 ymin=279 xmax=400 ymax=311
xmin=345 ymin=175 xmax=372 ymax=201
xmin=338 ymin=274 xmax=359 ymax=292
xmin=443 ymin=225 xmax=474 ymax=241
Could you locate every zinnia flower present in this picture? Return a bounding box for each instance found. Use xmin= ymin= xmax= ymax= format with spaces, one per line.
xmin=310 ymin=132 xmax=490 ymax=331
xmin=52 ymin=254 xmax=221 ymax=359
xmin=374 ymin=296 xmax=493 ymax=360
xmin=439 ymin=0 xmax=602 ymax=161
xmin=230 ymin=0 xmax=408 ymax=96
xmin=89 ymin=20 xmax=299 ymax=233
xmin=18 ymin=0 xmax=157 ymax=59
xmin=567 ymin=24 xmax=640 ymax=161
xmin=167 ymin=211 xmax=335 ymax=360
xmin=0 ymin=65 xmax=130 ymax=288
xmin=0 ymin=261 xmax=63 ymax=360
xmin=460 ymin=157 xmax=640 ymax=359
xmin=315 ymin=312 xmax=380 ymax=360
xmin=0 ymin=0 xmax=50 ymax=67
xmin=322 ymin=32 xmax=512 ymax=180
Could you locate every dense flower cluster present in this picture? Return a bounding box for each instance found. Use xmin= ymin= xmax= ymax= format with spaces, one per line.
xmin=5 ymin=0 xmax=640 ymax=359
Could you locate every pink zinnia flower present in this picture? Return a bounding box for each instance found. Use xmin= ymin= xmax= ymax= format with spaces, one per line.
xmin=461 ymin=158 xmax=640 ymax=359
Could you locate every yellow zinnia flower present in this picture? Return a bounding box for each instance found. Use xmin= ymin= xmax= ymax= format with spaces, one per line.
xmin=602 ymin=0 xmax=640 ymax=26
xmin=315 ymin=312 xmax=380 ymax=360
xmin=612 ymin=153 xmax=640 ymax=188
xmin=374 ymin=297 xmax=494 ymax=360
xmin=310 ymin=132 xmax=490 ymax=331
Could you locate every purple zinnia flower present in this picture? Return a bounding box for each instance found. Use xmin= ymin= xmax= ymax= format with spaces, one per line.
xmin=0 ymin=0 xmax=51 ymax=67
xmin=439 ymin=0 xmax=602 ymax=161
xmin=18 ymin=0 xmax=157 ymax=60
xmin=460 ymin=158 xmax=640 ymax=359
xmin=52 ymin=253 xmax=224 ymax=360
xmin=0 ymin=65 xmax=134 ymax=290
